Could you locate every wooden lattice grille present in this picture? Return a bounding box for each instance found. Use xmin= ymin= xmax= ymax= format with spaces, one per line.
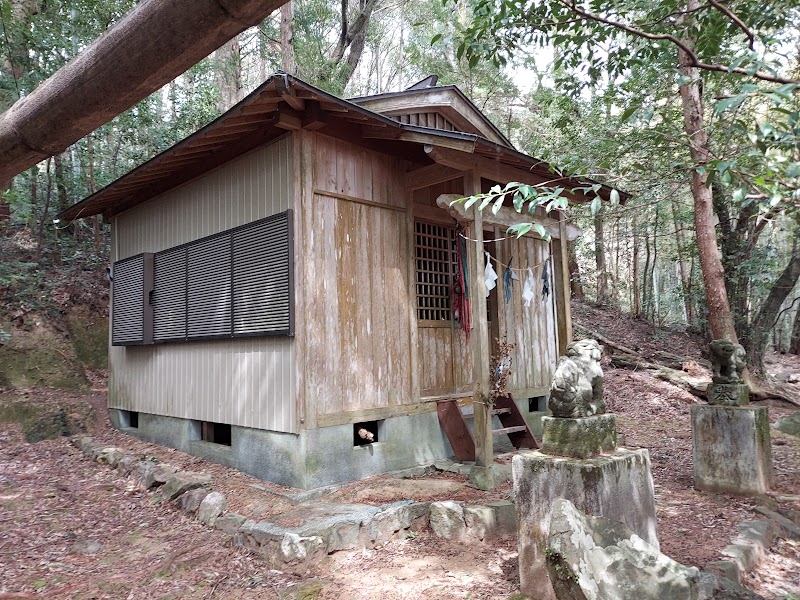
xmin=415 ymin=221 xmax=457 ymax=321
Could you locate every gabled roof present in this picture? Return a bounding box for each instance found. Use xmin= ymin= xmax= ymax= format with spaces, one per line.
xmin=58 ymin=73 xmax=625 ymax=222
xmin=350 ymin=77 xmax=515 ymax=149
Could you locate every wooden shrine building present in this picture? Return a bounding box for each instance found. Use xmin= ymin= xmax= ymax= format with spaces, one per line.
xmin=59 ymin=74 xmax=619 ymax=489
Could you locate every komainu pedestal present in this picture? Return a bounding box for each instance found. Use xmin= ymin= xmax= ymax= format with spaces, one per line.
xmin=691 ymin=405 xmax=772 ymax=495
xmin=513 ymin=449 xmax=659 ymax=600
xmin=692 ymin=340 xmax=771 ymax=495
xmin=514 ymin=338 xmax=658 ymax=600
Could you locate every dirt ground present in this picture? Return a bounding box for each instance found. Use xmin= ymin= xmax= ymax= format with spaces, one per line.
xmin=1 ymin=303 xmax=799 ymax=599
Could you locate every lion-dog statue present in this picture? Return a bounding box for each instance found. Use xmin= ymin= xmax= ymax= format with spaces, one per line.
xmin=548 ymin=339 xmax=606 ymax=418
xmin=709 ymin=339 xmax=746 ymax=384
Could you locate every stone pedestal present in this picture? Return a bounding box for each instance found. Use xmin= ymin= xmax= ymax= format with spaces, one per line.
xmin=707 ymin=383 xmax=749 ymax=406
xmin=691 ymin=405 xmax=772 ymax=495
xmin=541 ymin=414 xmax=617 ymax=458
xmin=513 ymin=448 xmax=658 ymax=600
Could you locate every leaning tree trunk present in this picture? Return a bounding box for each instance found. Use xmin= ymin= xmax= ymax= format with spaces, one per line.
xmin=746 ymin=233 xmax=800 ymax=377
xmin=677 ymin=21 xmax=738 ymax=344
xmin=0 ymin=0 xmax=287 ymax=182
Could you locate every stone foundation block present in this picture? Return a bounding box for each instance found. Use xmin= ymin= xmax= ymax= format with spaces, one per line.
xmin=513 ymin=448 xmax=658 ymax=600
xmin=707 ymin=383 xmax=749 ymax=406
xmin=691 ymin=405 xmax=772 ymax=495
xmin=541 ymin=414 xmax=617 ymax=458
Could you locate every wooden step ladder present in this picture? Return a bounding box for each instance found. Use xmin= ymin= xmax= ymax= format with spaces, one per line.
xmin=436 ymin=394 xmax=539 ymax=462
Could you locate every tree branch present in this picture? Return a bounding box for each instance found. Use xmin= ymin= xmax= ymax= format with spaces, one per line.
xmin=556 ymin=0 xmax=798 ymax=84
xmin=707 ymin=0 xmax=755 ymax=50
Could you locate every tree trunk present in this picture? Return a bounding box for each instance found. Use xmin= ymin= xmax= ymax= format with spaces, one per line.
xmin=632 ymin=208 xmax=641 ymax=315
xmin=567 ymin=238 xmax=584 ymax=299
xmin=671 ymin=196 xmax=694 ymax=324
xmin=329 ymin=0 xmax=378 ymax=89
xmin=746 ymin=231 xmax=800 ymax=377
xmin=677 ymin=17 xmax=738 ymax=343
xmin=53 ymin=153 xmax=69 ymax=212
xmin=789 ymin=304 xmax=800 ymax=354
xmin=594 ymin=212 xmax=609 ymax=304
xmin=0 ymin=0 xmax=287 ymax=182
xmin=35 ymin=158 xmax=52 ymax=263
xmin=280 ymin=2 xmax=296 ymax=75
xmin=215 ymin=37 xmax=242 ymax=113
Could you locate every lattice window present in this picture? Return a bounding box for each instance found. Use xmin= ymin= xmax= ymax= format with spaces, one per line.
xmin=415 ymin=221 xmax=457 ymax=321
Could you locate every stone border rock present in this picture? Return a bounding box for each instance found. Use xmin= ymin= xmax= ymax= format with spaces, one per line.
xmin=71 ymin=436 xmax=518 ymax=568
xmin=708 ymin=505 xmax=800 ymax=584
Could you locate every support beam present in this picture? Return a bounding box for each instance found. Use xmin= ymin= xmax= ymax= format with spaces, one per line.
xmin=405 ymin=163 xmax=462 ymax=191
xmin=552 ymin=211 xmax=573 ymax=355
xmin=465 ymin=170 xmax=495 ymax=491
xmin=0 ymin=0 xmax=288 ymax=182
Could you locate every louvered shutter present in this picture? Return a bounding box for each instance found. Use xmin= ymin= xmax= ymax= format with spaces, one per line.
xmin=111 ymin=253 xmax=153 ymax=345
xmin=152 ymin=247 xmax=187 ymax=342
xmin=187 ymin=234 xmax=233 ymax=339
xmin=232 ymin=211 xmax=293 ymax=336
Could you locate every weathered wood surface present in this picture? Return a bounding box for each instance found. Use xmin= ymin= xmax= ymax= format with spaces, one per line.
xmin=435 ymin=194 xmax=582 ymax=241
xmin=495 ymin=234 xmax=560 ymax=394
xmin=301 ymin=133 xmax=414 ymax=420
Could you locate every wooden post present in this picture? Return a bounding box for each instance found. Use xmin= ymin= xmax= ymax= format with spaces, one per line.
xmin=552 ymin=211 xmax=573 ymax=355
xmin=464 ymin=170 xmax=494 ymax=490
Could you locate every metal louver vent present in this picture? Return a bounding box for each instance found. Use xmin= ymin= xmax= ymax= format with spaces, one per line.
xmin=112 ymin=254 xmax=144 ymax=345
xmin=232 ymin=212 xmax=292 ymax=335
xmin=188 ymin=234 xmax=232 ymax=339
xmin=145 ymin=210 xmax=294 ymax=344
xmin=152 ymin=247 xmax=187 ymax=342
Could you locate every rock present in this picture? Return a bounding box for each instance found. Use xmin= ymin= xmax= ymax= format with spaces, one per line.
xmin=547 ymin=499 xmax=763 ymax=600
xmin=70 ymin=539 xmax=102 ymax=555
xmin=774 ymin=410 xmax=800 ymax=437
xmin=786 ymin=373 xmax=800 ymax=384
xmin=175 ymin=488 xmax=209 ymax=513
xmin=464 ymin=505 xmax=496 ymax=540
xmin=161 ymin=471 xmax=212 ymax=501
xmin=368 ymin=501 xmax=413 ymax=544
xmin=215 ymin=513 xmax=247 ymax=536
xmin=94 ymin=447 xmax=126 ymax=467
xmin=78 ymin=436 xmax=97 ymax=456
xmin=281 ymin=580 xmax=326 ymax=600
xmin=198 ymin=491 xmax=227 ymax=526
xmin=429 ymin=501 xmax=466 ymax=540
xmin=280 ymin=532 xmax=325 ymax=562
xmin=487 ymin=500 xmax=516 ymax=534
xmin=132 ymin=460 xmax=157 ymax=486
xmin=116 ymin=455 xmax=139 ymax=476
xmin=139 ymin=463 xmax=177 ymax=489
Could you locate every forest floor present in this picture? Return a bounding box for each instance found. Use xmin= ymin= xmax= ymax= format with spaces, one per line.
xmin=0 ymin=302 xmax=799 ymax=599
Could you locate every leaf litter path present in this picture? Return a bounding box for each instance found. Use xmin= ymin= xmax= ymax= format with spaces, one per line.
xmin=1 ymin=303 xmax=800 ymax=598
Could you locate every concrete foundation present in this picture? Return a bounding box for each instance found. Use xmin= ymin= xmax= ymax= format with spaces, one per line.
xmin=513 ymin=448 xmax=658 ymax=600
xmin=691 ymin=405 xmax=772 ymax=495
xmin=109 ymin=397 xmax=544 ymax=489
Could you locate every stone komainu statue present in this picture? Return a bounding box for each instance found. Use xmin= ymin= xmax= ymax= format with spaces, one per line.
xmin=548 ymin=339 xmax=606 ymax=418
xmin=709 ymin=339 xmax=746 ymax=384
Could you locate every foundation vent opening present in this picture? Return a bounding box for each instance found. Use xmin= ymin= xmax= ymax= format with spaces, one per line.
xmin=201 ymin=421 xmax=232 ymax=446
xmin=529 ymin=396 xmax=548 ymax=412
xmin=354 ymin=421 xmax=380 ymax=446
xmin=121 ymin=410 xmax=139 ymax=428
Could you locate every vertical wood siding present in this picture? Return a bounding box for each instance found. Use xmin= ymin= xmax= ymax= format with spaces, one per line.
xmin=109 ymin=136 xmax=297 ymax=433
xmin=301 ymin=133 xmax=414 ymax=420
xmin=497 ymin=235 xmax=559 ymax=393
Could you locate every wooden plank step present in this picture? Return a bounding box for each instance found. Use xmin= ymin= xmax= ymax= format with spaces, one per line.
xmin=493 ymin=425 xmax=528 ymax=436
xmin=463 ymin=407 xmax=511 ymax=419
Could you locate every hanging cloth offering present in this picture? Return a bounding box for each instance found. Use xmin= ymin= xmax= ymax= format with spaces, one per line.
xmin=454 ymin=226 xmax=471 ymax=340
xmin=484 ymin=252 xmax=498 ymax=297
xmin=541 ymin=260 xmax=550 ymax=301
xmin=522 ymin=268 xmax=536 ymax=307
xmin=503 ymin=256 xmax=520 ymax=304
